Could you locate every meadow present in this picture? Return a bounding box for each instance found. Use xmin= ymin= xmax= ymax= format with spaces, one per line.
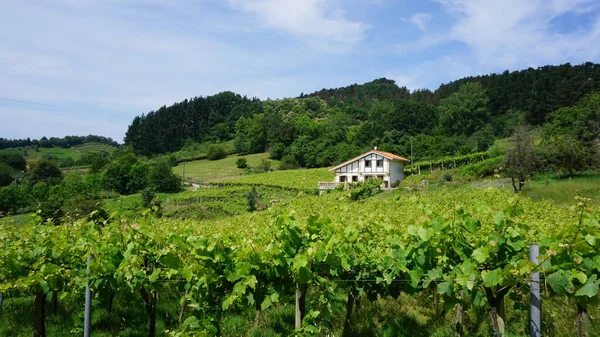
xmin=173 ymin=153 xmax=280 ymax=182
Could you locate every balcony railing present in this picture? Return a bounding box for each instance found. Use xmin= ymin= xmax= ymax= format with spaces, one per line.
xmin=318 ymin=181 xmax=344 ymax=189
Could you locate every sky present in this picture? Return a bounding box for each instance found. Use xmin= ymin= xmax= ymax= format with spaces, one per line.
xmin=1 ymin=0 xmax=600 ymax=142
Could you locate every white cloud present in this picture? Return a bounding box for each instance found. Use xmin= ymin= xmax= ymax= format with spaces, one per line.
xmin=436 ymin=0 xmax=600 ymax=70
xmin=225 ymin=0 xmax=369 ymax=52
xmin=408 ymin=12 xmax=432 ymax=31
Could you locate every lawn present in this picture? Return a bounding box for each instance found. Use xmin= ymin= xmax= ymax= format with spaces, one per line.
xmin=173 ymin=152 xmax=279 ymax=182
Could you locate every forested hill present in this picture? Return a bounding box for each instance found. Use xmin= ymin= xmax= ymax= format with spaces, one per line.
xmin=0 ymin=134 xmax=119 ymax=150
xmin=124 ymin=62 xmax=600 ymax=165
xmin=305 ymin=62 xmax=600 ymax=124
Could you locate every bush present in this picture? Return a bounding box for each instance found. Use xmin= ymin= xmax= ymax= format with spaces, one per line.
xmin=62 ymin=196 xmax=108 ymax=223
xmin=459 ymin=156 xmax=503 ymax=178
xmin=207 ymin=144 xmax=227 ymax=160
xmin=441 ymin=173 xmax=453 ymax=182
xmin=245 ymin=186 xmax=261 ymax=212
xmin=0 ymin=151 xmax=26 ymax=170
xmin=148 ymin=159 xmax=181 ymax=192
xmin=26 ymin=159 xmax=63 ymax=185
xmin=236 ymin=157 xmax=248 ymax=169
xmin=257 ymin=159 xmax=272 ymax=172
xmin=0 ymin=162 xmax=14 ymax=186
xmin=141 ymin=188 xmax=155 ymax=208
xmin=278 ymin=155 xmax=299 ymax=170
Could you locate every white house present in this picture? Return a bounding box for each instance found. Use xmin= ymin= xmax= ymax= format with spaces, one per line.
xmin=319 ymin=149 xmax=410 ymax=189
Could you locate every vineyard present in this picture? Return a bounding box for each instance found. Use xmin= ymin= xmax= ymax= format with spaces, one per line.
xmin=222 ymin=168 xmax=333 ymax=191
xmin=0 ymin=188 xmax=599 ymax=336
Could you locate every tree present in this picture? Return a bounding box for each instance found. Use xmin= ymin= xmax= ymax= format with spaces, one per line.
xmin=503 ymin=127 xmax=538 ymax=193
xmin=26 ymin=159 xmax=63 ymax=186
xmin=207 ymin=144 xmax=227 ymax=160
xmin=438 ymin=82 xmax=490 ymax=137
xmin=148 ymin=160 xmax=181 ymax=192
xmin=0 ymin=152 xmax=26 ymax=171
xmin=245 ymin=187 xmax=260 ymax=212
xmin=0 ymin=162 xmax=15 ymax=186
xmin=236 ymin=157 xmax=247 ymax=169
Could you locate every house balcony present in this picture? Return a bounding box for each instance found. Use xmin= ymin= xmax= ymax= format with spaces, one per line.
xmin=318 ymin=181 xmax=344 ymax=189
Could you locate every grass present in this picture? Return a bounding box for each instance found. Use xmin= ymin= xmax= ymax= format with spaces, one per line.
xmin=223 ymin=167 xmax=334 ymax=190
xmin=518 ymin=172 xmax=600 ymax=207
xmin=173 ymin=152 xmax=279 ymax=182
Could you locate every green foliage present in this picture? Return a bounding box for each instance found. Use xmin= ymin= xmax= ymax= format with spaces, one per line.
xmin=236 ymin=157 xmax=248 ymax=169
xmin=0 ymin=162 xmax=15 ymax=186
xmin=257 ymin=159 xmax=272 ymax=172
xmin=441 ymin=172 xmax=453 ymax=182
xmin=278 ymin=155 xmax=299 ymax=170
xmin=207 ymin=144 xmax=228 ymax=160
xmin=245 ymin=186 xmax=260 ymax=212
xmin=148 ymin=159 xmax=181 ymax=192
xmin=503 ymin=127 xmax=538 ymax=192
xmin=141 ymin=188 xmax=156 ymax=208
xmin=25 ymin=159 xmax=63 ymax=185
xmin=0 ymin=151 xmax=26 ymax=170
xmin=438 ymin=82 xmax=490 ymax=137
xmin=459 ymin=156 xmax=503 ymax=178
xmin=103 ymin=152 xmax=148 ymax=195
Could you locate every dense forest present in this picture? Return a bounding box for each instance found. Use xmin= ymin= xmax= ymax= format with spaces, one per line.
xmin=125 ymin=62 xmax=600 ymax=167
xmin=0 ymin=134 xmax=119 ymax=150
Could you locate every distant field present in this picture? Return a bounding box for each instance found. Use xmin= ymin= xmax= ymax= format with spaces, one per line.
xmin=0 ymin=142 xmax=116 ymax=162
xmin=224 ymin=167 xmax=334 ymax=190
xmin=173 ymin=152 xmax=280 ymax=182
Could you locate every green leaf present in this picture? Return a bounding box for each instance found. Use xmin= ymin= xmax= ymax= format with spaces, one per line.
xmin=437 ymin=281 xmax=451 ymax=295
xmin=482 ymin=269 xmax=503 ymax=287
xmin=160 ymin=253 xmax=183 ymax=270
xmin=585 ymin=234 xmax=596 ymax=246
xmin=494 ymin=212 xmax=505 ymax=227
xmin=575 ymin=274 xmax=599 ymax=298
xmin=472 ymin=248 xmax=488 ymax=263
xmin=465 ymin=218 xmax=481 ymax=233
xmin=183 ymin=316 xmax=201 ymax=329
xmin=546 ymin=270 xmax=574 ymax=295
xmin=261 ymin=296 xmax=272 ymax=311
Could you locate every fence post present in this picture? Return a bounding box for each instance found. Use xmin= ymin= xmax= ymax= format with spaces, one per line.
xmin=295 ymin=283 xmax=305 ymax=329
xmin=84 ymin=254 xmax=92 ymax=337
xmin=530 ymin=244 xmax=541 ymax=337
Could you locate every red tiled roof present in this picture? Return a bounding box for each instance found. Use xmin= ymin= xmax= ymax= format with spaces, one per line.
xmin=328 ymin=149 xmax=410 ymax=171
xmin=372 ymin=150 xmax=410 ymax=161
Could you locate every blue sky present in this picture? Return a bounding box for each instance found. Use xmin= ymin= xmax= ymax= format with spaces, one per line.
xmin=1 ymin=0 xmax=599 ymax=142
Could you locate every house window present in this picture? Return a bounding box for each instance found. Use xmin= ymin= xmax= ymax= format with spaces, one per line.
xmin=376 ymin=159 xmax=383 ymax=167
xmin=339 ymin=176 xmax=347 ymax=183
xmin=365 ymin=160 xmax=371 ymax=167
xmin=352 ymin=175 xmax=358 ymax=182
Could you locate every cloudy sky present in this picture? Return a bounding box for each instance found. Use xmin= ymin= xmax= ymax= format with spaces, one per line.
xmin=1 ymin=0 xmax=600 ymax=142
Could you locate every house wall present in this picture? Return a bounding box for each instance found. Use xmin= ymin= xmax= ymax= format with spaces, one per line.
xmin=389 ymin=161 xmax=404 ymax=187
xmin=332 ymin=152 xmax=407 ymax=187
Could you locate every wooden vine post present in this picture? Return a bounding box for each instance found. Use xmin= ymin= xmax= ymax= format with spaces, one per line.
xmin=530 ymin=244 xmax=541 ymax=337
xmin=295 ymin=283 xmax=306 ymax=329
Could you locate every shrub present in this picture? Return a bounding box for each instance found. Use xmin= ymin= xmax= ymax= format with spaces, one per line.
xmin=278 ymin=155 xmax=299 ymax=170
xmin=207 ymin=144 xmax=227 ymax=160
xmin=26 ymin=159 xmax=63 ymax=185
xmin=141 ymin=188 xmax=155 ymax=208
xmin=459 ymin=156 xmax=503 ymax=178
xmin=257 ymin=159 xmax=272 ymax=172
xmin=149 ymin=159 xmax=181 ymax=192
xmin=245 ymin=186 xmax=260 ymax=212
xmin=236 ymin=157 xmax=248 ymax=169
xmin=0 ymin=151 xmax=26 ymax=170
xmin=441 ymin=173 xmax=453 ymax=182
xmin=0 ymin=162 xmax=14 ymax=186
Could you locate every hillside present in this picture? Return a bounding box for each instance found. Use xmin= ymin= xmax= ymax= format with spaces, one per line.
xmin=124 ymin=62 xmax=600 ymax=170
